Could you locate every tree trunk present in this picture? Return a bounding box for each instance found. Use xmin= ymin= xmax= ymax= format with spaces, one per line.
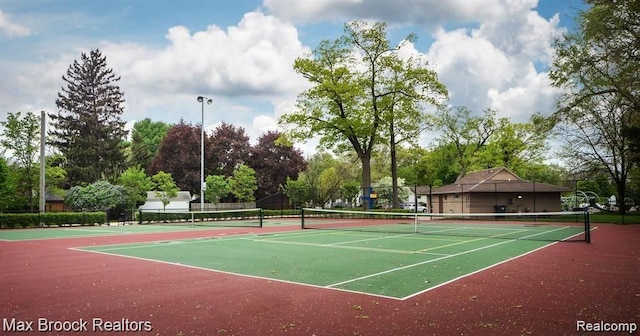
xmin=390 ymin=122 xmax=399 ymax=209
xmin=360 ymin=151 xmax=372 ymax=211
xmin=616 ymin=179 xmax=627 ymax=215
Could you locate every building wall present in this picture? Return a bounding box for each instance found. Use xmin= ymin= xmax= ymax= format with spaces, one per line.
xmin=434 ymin=193 xmax=469 ymax=214
xmin=431 ymin=192 xmax=564 ymax=214
xmin=491 ymin=170 xmax=518 ymax=181
xmin=45 ymin=202 xmax=67 ymax=212
xmin=470 ymin=192 xmax=564 ymax=213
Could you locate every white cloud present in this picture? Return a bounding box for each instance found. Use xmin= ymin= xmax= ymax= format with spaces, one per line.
xmin=93 ymin=12 xmax=311 ymax=137
xmin=0 ymin=1 xmax=571 ymax=158
xmin=422 ymin=0 xmax=564 ymax=120
xmin=427 ymin=27 xmax=513 ymax=109
xmin=266 ymin=0 xmax=565 ymax=123
xmin=473 ymin=0 xmax=561 ymax=63
xmin=487 ymin=63 xmax=561 ymax=119
xmin=0 ymin=10 xmax=30 ymax=38
xmin=110 ymin=12 xmax=309 ymax=98
xmin=264 ymin=0 xmax=505 ymax=25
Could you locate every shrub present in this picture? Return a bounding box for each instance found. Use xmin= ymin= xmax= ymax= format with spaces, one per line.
xmin=0 ymin=212 xmax=106 ymax=229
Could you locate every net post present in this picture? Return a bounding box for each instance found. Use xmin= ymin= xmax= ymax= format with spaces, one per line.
xmin=301 ymin=208 xmax=305 ymax=229
xmin=259 ymin=208 xmax=263 ymax=228
xmin=584 ymin=209 xmax=591 ymax=243
xmin=138 ymin=210 xmax=143 ymax=225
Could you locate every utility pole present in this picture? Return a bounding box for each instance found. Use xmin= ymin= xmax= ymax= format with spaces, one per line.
xmin=39 ymin=110 xmax=46 ymax=214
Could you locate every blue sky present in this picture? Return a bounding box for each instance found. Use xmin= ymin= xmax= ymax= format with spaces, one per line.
xmin=0 ymin=0 xmax=585 ymax=155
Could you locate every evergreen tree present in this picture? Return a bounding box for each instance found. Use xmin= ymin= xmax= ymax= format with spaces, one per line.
xmin=49 ymin=49 xmax=128 ymax=185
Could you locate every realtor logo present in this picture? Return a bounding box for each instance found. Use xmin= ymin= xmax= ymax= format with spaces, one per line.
xmin=577 ymin=320 xmax=637 ymax=334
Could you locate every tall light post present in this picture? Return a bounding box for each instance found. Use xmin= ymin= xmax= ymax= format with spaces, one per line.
xmin=197 ymin=96 xmax=212 ymax=211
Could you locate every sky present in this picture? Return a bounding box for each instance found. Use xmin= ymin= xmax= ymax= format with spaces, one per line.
xmin=0 ymin=0 xmax=586 ymax=156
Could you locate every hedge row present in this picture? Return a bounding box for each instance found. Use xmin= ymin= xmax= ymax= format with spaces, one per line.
xmin=0 ymin=212 xmax=107 ymax=229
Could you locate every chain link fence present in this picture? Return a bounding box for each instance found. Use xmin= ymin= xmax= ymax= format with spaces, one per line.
xmin=278 ymin=178 xmax=639 ymax=214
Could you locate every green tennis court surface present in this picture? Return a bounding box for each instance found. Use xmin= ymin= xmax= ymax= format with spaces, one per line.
xmin=76 ymin=225 xmax=585 ymax=299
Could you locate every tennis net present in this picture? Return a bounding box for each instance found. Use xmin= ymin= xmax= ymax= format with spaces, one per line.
xmin=138 ymin=208 xmax=263 ymax=228
xmin=301 ymin=208 xmax=591 ymax=242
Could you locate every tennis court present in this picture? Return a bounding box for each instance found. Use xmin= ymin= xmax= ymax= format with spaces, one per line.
xmin=4 ymin=207 xmax=637 ymax=336
xmin=0 ymin=208 xmax=298 ymax=241
xmin=73 ymin=209 xmax=590 ymax=299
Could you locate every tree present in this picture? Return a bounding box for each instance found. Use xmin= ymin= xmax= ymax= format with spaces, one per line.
xmin=475 ymin=116 xmax=551 ymax=172
xmin=45 ymin=154 xmax=68 ymax=195
xmin=49 ymin=49 xmax=128 ymax=185
xmin=208 ymin=122 xmax=251 ymax=176
xmin=204 ymin=174 xmax=230 ymax=203
xmin=151 ymin=171 xmax=179 ymax=211
xmin=0 ymin=111 xmax=40 ymax=210
xmin=45 ymin=165 xmax=67 ymax=197
xmin=341 ymin=180 xmax=361 ymax=208
xmin=428 ymin=107 xmax=500 ymax=180
xmin=280 ymin=21 xmax=443 ymax=210
xmin=129 ymin=118 xmax=171 ymax=170
xmin=0 ymin=157 xmax=13 ymax=211
xmin=150 ymin=120 xmax=201 ymax=193
xmin=282 ymin=177 xmax=311 ymax=208
xmin=64 ymin=180 xmax=126 ymax=212
xmin=228 ymin=164 xmax=257 ymax=202
xmin=117 ymin=166 xmax=154 ymax=210
xmin=376 ymin=176 xmax=410 ymax=208
xmin=550 ymin=0 xmax=640 ymax=214
xmin=378 ymin=51 xmax=447 ymax=208
xmin=247 ymin=131 xmax=306 ymax=199
xmin=290 ymin=152 xmax=349 ymax=207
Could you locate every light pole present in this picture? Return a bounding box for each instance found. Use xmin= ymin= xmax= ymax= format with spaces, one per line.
xmin=197 ymin=96 xmax=212 ymax=211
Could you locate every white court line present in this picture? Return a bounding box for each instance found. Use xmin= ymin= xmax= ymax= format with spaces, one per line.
xmin=74 ymin=229 xmax=335 ymax=251
xmin=251 ymin=238 xmax=451 ymax=256
xmin=63 ymin=228 xmax=135 ymax=234
xmin=401 ymin=226 xmax=598 ymax=300
xmin=328 ymin=233 xmax=412 ymax=245
xmin=68 ymin=225 xmax=597 ymax=301
xmin=325 ymin=226 xmax=573 ymax=289
xmin=70 ymin=247 xmax=404 ymax=301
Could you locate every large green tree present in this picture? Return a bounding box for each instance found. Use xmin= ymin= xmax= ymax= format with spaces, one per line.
xmin=550 ymin=0 xmax=640 ymax=213
xmin=152 ymin=171 xmax=179 ymax=211
xmin=117 ymin=166 xmax=154 ymax=209
xmin=129 ymin=118 xmax=171 ymax=170
xmin=287 ymin=152 xmax=351 ymax=208
xmin=204 ymin=174 xmax=230 ymax=203
xmin=49 ymin=49 xmax=128 ymax=185
xmin=428 ymin=107 xmax=500 ymax=179
xmin=0 ymin=111 xmax=40 ymax=210
xmin=473 ymin=115 xmax=554 ymax=175
xmin=378 ymin=51 xmax=447 ymax=208
xmin=0 ymin=157 xmax=13 ymax=211
xmin=228 ymin=164 xmax=257 ymax=202
xmin=280 ymin=21 xmax=444 ymax=210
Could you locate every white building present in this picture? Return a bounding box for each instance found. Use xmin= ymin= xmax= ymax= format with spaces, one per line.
xmin=138 ymin=191 xmax=192 ymax=211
